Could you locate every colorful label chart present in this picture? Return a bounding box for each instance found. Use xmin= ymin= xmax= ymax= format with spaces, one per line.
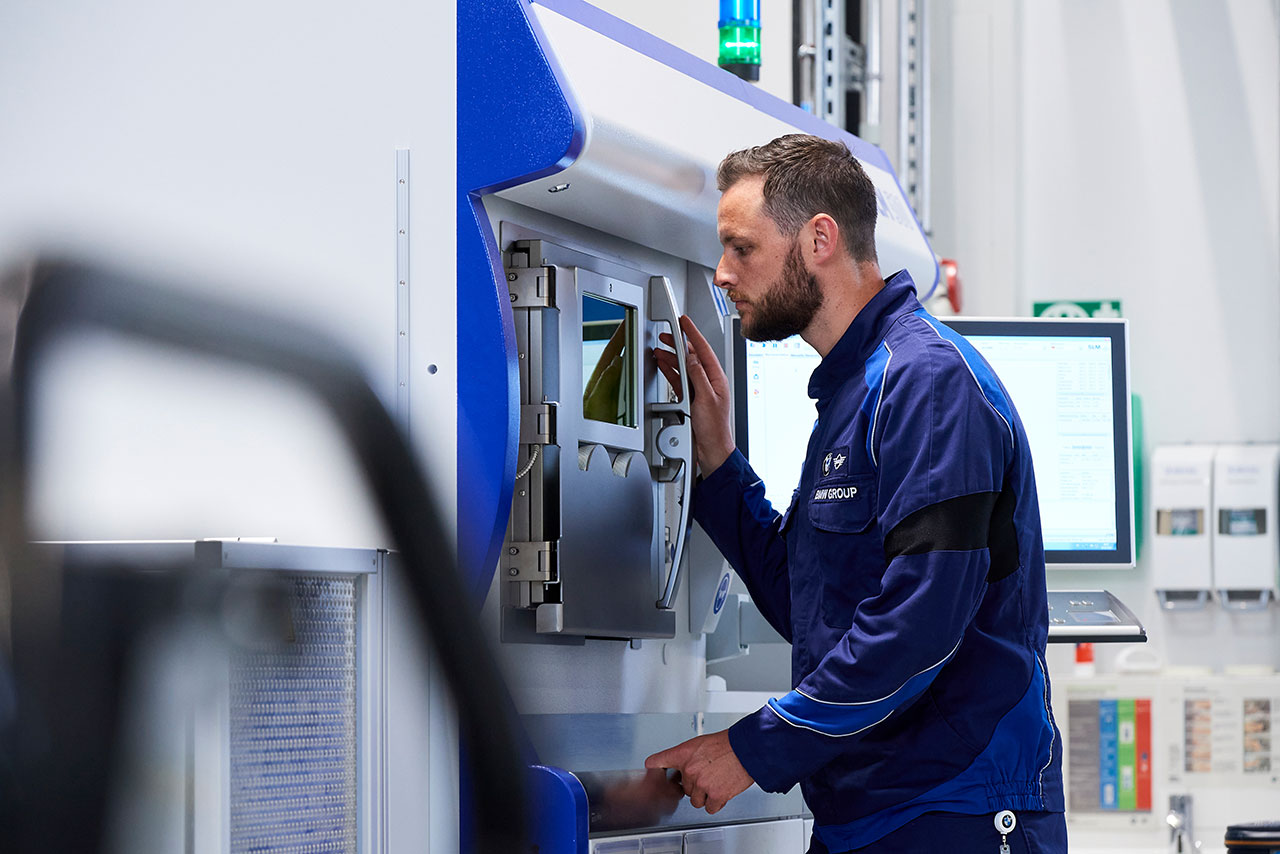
xmin=1068 ymin=697 xmax=1153 ymax=812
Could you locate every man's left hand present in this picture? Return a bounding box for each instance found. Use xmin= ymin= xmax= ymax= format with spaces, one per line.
xmin=643 ymin=729 xmax=754 ymax=814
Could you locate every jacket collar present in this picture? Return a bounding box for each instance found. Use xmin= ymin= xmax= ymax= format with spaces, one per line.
xmin=808 ymin=269 xmax=920 ymax=402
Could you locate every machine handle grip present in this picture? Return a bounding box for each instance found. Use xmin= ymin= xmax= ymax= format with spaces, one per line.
xmin=648 ymin=275 xmax=692 ymax=611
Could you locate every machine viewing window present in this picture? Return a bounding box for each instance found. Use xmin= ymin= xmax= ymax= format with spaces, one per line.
xmin=733 ymin=317 xmax=1135 ymax=568
xmin=582 ymin=293 xmax=637 ymax=427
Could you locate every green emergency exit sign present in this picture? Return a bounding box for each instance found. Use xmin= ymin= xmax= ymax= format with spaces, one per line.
xmin=1033 ymin=300 xmax=1123 ymax=318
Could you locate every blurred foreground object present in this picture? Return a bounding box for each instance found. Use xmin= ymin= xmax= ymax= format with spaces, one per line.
xmin=0 ymin=260 xmax=528 ymax=854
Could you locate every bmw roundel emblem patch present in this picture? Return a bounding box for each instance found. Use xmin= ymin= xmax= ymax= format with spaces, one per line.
xmin=819 ymin=446 xmax=850 ymax=480
xmin=713 ymin=573 xmax=731 ymax=614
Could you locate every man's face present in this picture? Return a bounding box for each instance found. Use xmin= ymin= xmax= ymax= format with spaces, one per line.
xmin=715 ymin=176 xmax=824 ymax=342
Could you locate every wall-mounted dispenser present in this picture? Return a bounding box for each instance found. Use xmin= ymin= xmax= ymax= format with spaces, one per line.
xmin=1152 ymin=445 xmax=1216 ymax=610
xmin=1211 ymin=443 xmax=1280 ymax=610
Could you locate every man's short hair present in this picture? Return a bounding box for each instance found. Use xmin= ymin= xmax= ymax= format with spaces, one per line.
xmin=717 ymin=134 xmax=878 ymax=264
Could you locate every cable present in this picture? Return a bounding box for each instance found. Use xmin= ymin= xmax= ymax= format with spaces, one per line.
xmin=514 ymin=448 xmax=540 ymax=481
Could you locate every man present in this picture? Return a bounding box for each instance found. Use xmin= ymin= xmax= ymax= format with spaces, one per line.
xmin=645 ymin=134 xmax=1067 ymax=853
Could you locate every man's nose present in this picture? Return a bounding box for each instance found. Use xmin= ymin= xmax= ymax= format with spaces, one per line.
xmin=713 ymin=256 xmax=733 ymax=291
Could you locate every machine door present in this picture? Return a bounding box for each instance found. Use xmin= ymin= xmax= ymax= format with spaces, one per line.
xmin=503 ymin=239 xmax=692 ymax=641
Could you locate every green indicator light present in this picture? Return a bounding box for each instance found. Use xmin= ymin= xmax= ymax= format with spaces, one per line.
xmin=718 ymin=25 xmax=761 ymax=65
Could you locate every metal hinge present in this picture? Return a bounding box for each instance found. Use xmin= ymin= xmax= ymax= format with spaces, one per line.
xmin=506 ymin=265 xmax=556 ymax=309
xmin=505 ymin=540 xmax=556 ymax=582
xmin=520 ymin=402 xmax=557 ymax=445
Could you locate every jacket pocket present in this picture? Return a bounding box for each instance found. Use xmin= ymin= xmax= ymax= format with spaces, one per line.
xmin=806 ymin=474 xmax=877 ymax=533
xmin=806 ymin=474 xmax=879 ymax=627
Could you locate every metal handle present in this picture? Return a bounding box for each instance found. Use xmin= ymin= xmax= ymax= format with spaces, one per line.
xmin=648 ymin=275 xmax=692 ymax=610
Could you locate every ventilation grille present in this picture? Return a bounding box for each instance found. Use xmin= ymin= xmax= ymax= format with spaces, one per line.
xmin=229 ymin=574 xmax=359 ymax=853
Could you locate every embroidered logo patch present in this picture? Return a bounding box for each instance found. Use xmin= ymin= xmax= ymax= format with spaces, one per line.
xmin=818 ymin=445 xmax=852 ymax=480
xmin=813 ymin=485 xmax=859 ymax=501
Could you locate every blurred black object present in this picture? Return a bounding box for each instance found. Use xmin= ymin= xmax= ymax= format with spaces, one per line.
xmin=0 ymin=260 xmax=529 ymax=853
xmin=1226 ymin=821 xmax=1280 ymax=853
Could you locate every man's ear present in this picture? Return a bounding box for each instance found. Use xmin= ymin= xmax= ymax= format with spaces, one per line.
xmin=808 ymin=213 xmax=840 ymax=265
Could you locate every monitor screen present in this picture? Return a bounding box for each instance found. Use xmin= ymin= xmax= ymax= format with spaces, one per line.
xmin=733 ymin=317 xmax=1135 ymax=567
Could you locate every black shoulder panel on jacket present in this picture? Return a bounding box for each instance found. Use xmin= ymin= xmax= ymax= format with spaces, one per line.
xmin=883 ymin=484 xmax=1021 ymax=582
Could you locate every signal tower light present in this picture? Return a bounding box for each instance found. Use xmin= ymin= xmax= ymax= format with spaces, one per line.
xmin=718 ymin=0 xmax=761 ymax=82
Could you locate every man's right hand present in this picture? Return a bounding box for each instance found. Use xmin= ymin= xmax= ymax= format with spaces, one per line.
xmin=654 ymin=315 xmax=735 ymax=477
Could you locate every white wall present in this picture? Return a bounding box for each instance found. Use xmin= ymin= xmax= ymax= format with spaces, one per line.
xmin=1006 ymin=0 xmax=1280 ymax=667
xmin=0 ymin=0 xmax=458 ymax=550
xmin=1020 ymin=0 xmax=1279 ymax=446
xmin=927 ymin=0 xmax=1024 ymax=315
xmin=0 ymin=1 xmax=459 ymax=849
xmin=932 ymin=0 xmax=1279 ymax=443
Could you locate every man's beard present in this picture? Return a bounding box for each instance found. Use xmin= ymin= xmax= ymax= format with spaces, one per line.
xmin=738 ymin=239 xmax=824 ymax=342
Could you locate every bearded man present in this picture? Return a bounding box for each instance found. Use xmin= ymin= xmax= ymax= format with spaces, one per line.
xmin=646 ymin=134 xmax=1068 ymax=854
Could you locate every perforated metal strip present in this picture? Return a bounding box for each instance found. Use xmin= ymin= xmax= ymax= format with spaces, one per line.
xmin=229 ymin=575 xmax=359 ymax=854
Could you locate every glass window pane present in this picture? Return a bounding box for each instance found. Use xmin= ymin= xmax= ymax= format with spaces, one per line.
xmin=582 ymin=293 xmax=636 ymax=427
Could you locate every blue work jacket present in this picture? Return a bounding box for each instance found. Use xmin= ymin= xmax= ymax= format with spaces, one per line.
xmin=693 ymin=272 xmax=1065 ymax=851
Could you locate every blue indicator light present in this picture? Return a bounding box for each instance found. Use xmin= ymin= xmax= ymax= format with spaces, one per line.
xmin=719 ymin=0 xmax=761 ymax=27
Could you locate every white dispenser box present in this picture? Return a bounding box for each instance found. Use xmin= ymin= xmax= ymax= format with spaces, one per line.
xmin=1211 ymin=443 xmax=1280 ymax=609
xmin=1152 ymin=445 xmax=1216 ymax=609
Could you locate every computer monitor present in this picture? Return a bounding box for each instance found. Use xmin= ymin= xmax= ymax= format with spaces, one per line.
xmin=733 ymin=317 xmax=1135 ymax=568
